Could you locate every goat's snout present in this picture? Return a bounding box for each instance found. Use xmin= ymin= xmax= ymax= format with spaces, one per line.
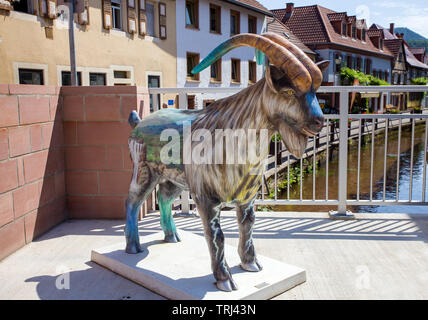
xmin=313 ymin=116 xmax=324 ymax=131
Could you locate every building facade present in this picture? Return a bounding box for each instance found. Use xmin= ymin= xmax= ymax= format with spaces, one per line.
xmin=0 ymin=0 xmax=177 ymax=92
xmin=272 ymin=3 xmax=394 ymax=111
xmin=175 ymin=0 xmax=271 ymax=109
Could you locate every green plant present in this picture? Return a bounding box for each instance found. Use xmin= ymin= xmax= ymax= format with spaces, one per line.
xmin=340 ymin=67 xmax=390 ymax=86
xmin=411 ymin=77 xmax=428 ymax=85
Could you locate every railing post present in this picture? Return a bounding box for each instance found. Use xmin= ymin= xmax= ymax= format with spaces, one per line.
xmin=175 ymin=92 xmax=196 ymax=217
xmin=329 ymin=91 xmax=355 ymax=220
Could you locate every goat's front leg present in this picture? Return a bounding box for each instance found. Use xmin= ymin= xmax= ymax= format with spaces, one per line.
xmin=158 ymin=181 xmax=183 ymax=243
xmin=236 ymin=200 xmax=262 ymax=272
xmin=195 ymin=198 xmax=238 ymax=292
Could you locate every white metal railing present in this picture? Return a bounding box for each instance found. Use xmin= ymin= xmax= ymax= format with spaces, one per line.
xmin=148 ymin=85 xmax=428 ymax=217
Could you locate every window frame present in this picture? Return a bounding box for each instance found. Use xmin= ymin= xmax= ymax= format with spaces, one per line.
xmin=61 ymin=71 xmax=82 ymax=86
xmin=230 ymin=10 xmax=240 ymax=36
xmin=111 ymin=0 xmax=122 ymax=30
xmin=248 ymin=15 xmax=257 ymax=34
xmin=185 ymin=0 xmax=199 ymax=29
xmin=210 ymin=59 xmax=222 ymax=83
xmin=89 ymin=72 xmax=107 ymax=86
xmin=186 ymin=52 xmax=200 ymax=81
xmin=209 ymin=4 xmax=221 ymax=34
xmin=18 ymin=68 xmax=44 ymax=85
xmin=231 ymin=58 xmax=241 ymax=83
xmin=248 ymin=60 xmax=256 ymax=84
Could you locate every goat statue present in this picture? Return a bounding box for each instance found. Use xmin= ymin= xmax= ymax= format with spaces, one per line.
xmin=125 ymin=33 xmax=329 ymax=292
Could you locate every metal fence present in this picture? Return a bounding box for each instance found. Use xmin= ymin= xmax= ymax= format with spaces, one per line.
xmin=148 ymin=85 xmax=428 ymax=217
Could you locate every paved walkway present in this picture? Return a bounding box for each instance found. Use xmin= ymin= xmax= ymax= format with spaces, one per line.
xmin=1 ymin=211 xmax=427 ymax=299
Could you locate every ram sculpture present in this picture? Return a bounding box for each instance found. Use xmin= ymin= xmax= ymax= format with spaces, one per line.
xmin=124 ymin=33 xmax=329 ymax=292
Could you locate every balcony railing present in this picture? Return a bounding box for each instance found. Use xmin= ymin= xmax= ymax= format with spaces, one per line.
xmin=148 ymin=85 xmax=428 ymax=218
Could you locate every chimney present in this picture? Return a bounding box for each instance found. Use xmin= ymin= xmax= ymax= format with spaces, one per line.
xmin=389 ymin=23 xmax=394 ymax=34
xmin=286 ymin=3 xmax=294 ymax=14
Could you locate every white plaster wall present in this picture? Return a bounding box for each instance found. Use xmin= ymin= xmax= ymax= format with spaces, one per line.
xmin=318 ymin=49 xmax=392 ymax=85
xmin=176 ymin=0 xmax=267 ymax=108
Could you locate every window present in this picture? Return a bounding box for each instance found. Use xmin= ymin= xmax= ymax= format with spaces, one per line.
xmin=362 ymin=29 xmax=366 ymax=42
xmin=230 ymin=10 xmax=240 ymax=36
xmin=187 ymin=95 xmax=196 ymax=109
xmin=346 ymin=55 xmax=352 ymax=68
xmin=334 ymin=53 xmax=342 ymax=73
xmin=365 ymin=59 xmax=371 ymax=74
xmin=89 ymin=73 xmax=106 ymax=86
xmin=148 ymin=75 xmax=160 ymax=111
xmin=13 ymin=0 xmax=34 ymax=14
xmin=385 ymin=70 xmax=389 ymax=82
xmin=186 ymin=52 xmax=200 ymax=81
xmin=146 ymin=2 xmax=155 ymax=36
xmin=379 ymin=38 xmax=384 ymax=50
xmin=352 ymin=26 xmax=356 ymax=39
xmin=112 ymin=0 xmax=122 ymax=30
xmin=248 ymin=61 xmax=256 ymax=83
xmin=203 ymin=100 xmax=215 ymax=108
xmin=210 ymin=59 xmax=221 ymax=82
xmin=248 ymin=15 xmax=257 ymax=34
xmin=19 ymin=69 xmax=43 ymax=85
xmin=231 ymin=59 xmax=241 ymax=83
xmin=185 ymin=0 xmax=199 ymax=29
xmin=114 ymin=71 xmax=128 ymax=79
xmin=209 ymin=4 xmax=221 ymax=34
xmin=61 ymin=71 xmax=82 ymax=86
xmin=342 ymin=23 xmax=347 ymax=36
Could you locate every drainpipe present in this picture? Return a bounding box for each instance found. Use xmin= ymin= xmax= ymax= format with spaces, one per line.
xmin=65 ymin=0 xmax=77 ymax=86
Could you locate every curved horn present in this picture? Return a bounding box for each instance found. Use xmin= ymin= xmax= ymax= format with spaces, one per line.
xmin=262 ymin=32 xmax=323 ymax=90
xmin=191 ymin=33 xmax=312 ymax=94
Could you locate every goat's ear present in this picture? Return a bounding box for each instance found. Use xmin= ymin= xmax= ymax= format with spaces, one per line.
xmin=265 ymin=65 xmax=287 ymax=93
xmin=316 ymin=60 xmax=330 ymax=74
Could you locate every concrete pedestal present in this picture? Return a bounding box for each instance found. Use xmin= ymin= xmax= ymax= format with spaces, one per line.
xmin=91 ymin=230 xmax=306 ymax=300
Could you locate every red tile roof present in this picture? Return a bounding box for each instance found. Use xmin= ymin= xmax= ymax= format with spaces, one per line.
xmin=370 ymin=24 xmax=428 ymax=70
xmin=222 ymin=0 xmax=272 ymax=15
xmin=266 ymin=18 xmax=315 ymax=56
xmin=272 ymin=5 xmax=394 ymax=59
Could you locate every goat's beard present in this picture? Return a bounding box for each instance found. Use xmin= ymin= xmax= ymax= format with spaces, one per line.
xmin=277 ymin=122 xmax=308 ymax=159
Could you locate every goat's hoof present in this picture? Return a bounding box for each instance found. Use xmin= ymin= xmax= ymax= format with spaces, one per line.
xmin=216 ymin=278 xmax=238 ymax=292
xmin=125 ymin=243 xmax=143 ymax=254
xmin=164 ymin=232 xmax=181 ymax=243
xmin=240 ymin=260 xmax=263 ymax=272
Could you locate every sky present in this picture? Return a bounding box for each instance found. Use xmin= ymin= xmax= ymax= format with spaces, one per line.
xmin=258 ymin=0 xmax=428 ymax=38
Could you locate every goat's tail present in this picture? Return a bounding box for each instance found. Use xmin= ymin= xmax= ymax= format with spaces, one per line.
xmin=128 ymin=110 xmax=141 ymax=129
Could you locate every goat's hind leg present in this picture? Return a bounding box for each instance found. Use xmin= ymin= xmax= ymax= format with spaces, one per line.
xmin=158 ymin=181 xmax=183 ymax=243
xmin=125 ymin=140 xmax=159 ymax=254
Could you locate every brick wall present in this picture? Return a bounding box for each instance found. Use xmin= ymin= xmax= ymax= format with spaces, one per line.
xmin=61 ymin=86 xmax=151 ymax=219
xmin=0 ymin=84 xmax=66 ymax=261
xmin=0 ymin=84 xmax=152 ymax=261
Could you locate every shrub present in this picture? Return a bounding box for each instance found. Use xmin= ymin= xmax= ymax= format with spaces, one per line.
xmin=340 ymin=67 xmax=390 ymax=86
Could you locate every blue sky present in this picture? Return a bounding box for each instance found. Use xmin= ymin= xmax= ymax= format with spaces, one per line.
xmin=258 ymin=0 xmax=428 ymax=38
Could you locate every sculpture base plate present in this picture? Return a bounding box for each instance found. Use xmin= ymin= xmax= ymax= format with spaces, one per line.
xmin=91 ymin=230 xmax=306 ymax=300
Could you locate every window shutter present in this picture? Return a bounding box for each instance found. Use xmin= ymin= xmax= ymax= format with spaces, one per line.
xmin=139 ymin=0 xmax=147 ymax=37
xmin=78 ymin=0 xmax=90 ymax=25
xmin=102 ymin=0 xmax=113 ymax=30
xmin=158 ymin=2 xmax=167 ymax=39
xmin=127 ymin=0 xmax=137 ymax=34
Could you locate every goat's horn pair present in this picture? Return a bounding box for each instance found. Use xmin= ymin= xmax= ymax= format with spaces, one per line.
xmin=262 ymin=32 xmax=323 ymax=90
xmin=191 ymin=33 xmax=312 ymax=94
